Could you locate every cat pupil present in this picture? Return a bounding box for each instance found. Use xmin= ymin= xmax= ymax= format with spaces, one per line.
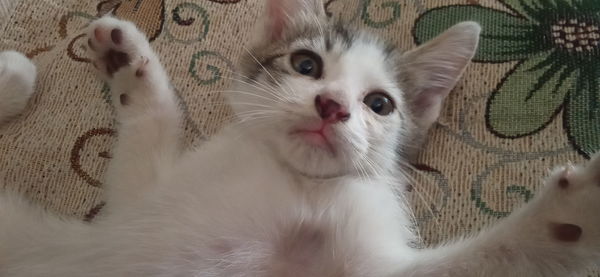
xmin=290 ymin=50 xmax=322 ymax=78
xmin=363 ymin=92 xmax=394 ymax=116
xmin=371 ymin=99 xmax=384 ymax=113
xmin=299 ymin=59 xmax=314 ymax=74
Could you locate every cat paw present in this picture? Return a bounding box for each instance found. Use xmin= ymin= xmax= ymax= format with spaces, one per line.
xmin=86 ymin=16 xmax=171 ymax=110
xmin=86 ymin=16 xmax=154 ymax=80
xmin=0 ymin=51 xmax=36 ymax=124
xmin=531 ymin=153 xmax=600 ymax=245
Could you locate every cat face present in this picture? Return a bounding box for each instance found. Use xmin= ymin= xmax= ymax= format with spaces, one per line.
xmin=228 ymin=0 xmax=480 ymax=178
xmin=232 ymin=29 xmax=406 ymax=178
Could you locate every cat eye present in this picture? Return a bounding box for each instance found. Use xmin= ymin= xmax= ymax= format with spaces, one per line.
xmin=290 ymin=50 xmax=323 ymax=79
xmin=363 ymin=92 xmax=395 ymax=116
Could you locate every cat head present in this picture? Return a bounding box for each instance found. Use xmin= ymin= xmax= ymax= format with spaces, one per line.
xmin=228 ymin=0 xmax=480 ymax=179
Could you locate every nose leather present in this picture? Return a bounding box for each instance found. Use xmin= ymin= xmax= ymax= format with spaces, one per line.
xmin=314 ymin=95 xmax=350 ymax=123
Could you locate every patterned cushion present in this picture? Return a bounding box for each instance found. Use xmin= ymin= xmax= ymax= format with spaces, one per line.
xmin=1 ymin=0 xmax=598 ymax=275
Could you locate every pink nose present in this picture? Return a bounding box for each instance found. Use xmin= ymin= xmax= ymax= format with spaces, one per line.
xmin=314 ymin=95 xmax=350 ymax=123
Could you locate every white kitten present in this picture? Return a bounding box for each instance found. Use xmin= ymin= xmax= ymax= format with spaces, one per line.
xmin=2 ymin=1 xmax=600 ymax=277
xmin=0 ymin=51 xmax=36 ymax=124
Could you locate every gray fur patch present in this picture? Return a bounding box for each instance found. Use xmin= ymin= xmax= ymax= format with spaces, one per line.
xmin=239 ymin=18 xmax=398 ymax=85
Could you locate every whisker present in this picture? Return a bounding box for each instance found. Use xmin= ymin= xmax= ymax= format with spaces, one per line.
xmin=241 ymin=46 xmax=296 ymax=99
xmin=215 ymin=90 xmax=281 ymax=104
xmin=218 ymin=74 xmax=291 ymax=104
xmin=370 ymin=148 xmax=443 ymax=231
xmin=214 ymin=67 xmax=281 ymax=95
xmin=202 ymin=101 xmax=274 ymax=110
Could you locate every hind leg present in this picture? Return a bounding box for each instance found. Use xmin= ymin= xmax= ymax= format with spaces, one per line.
xmin=87 ymin=17 xmax=182 ymax=214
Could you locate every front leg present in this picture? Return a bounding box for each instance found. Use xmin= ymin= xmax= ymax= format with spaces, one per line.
xmin=398 ymin=154 xmax=600 ymax=277
xmin=87 ymin=17 xmax=181 ymax=212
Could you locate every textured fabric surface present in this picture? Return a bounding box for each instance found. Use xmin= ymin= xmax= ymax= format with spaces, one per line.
xmin=0 ymin=0 xmax=20 ymax=31
xmin=1 ymin=0 xmax=598 ymax=275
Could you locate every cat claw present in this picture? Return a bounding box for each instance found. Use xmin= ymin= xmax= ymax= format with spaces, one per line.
xmin=135 ymin=56 xmax=149 ymax=77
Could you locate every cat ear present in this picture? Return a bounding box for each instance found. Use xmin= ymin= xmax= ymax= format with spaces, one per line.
xmin=401 ymin=22 xmax=480 ymax=129
xmin=257 ymin=0 xmax=326 ymax=42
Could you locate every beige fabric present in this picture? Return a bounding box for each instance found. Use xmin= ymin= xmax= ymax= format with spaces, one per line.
xmin=0 ymin=0 xmax=597 ymax=275
xmin=0 ymin=0 xmax=19 ymax=28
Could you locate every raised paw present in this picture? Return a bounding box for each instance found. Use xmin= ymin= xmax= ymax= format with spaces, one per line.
xmin=86 ymin=16 xmax=153 ymax=79
xmin=546 ymin=153 xmax=600 ymax=192
xmin=86 ymin=16 xmax=173 ymax=113
xmin=532 ymin=153 xmax=600 ymax=245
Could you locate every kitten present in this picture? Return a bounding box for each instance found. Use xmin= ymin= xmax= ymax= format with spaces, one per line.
xmin=2 ymin=1 xmax=600 ymax=276
xmin=0 ymin=51 xmax=36 ymax=125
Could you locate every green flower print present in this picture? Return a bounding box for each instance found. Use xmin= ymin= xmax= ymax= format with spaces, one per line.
xmin=414 ymin=0 xmax=600 ymax=158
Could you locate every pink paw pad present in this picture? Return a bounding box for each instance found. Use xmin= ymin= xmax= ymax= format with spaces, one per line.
xmin=558 ymin=177 xmax=569 ymax=189
xmin=89 ymin=26 xmax=134 ymax=77
xmin=104 ymin=49 xmax=130 ymax=76
xmin=94 ymin=28 xmax=103 ymax=42
xmin=119 ymin=94 xmax=130 ymax=106
xmin=110 ymin=28 xmax=123 ymax=45
xmin=550 ymin=223 xmax=582 ymax=242
xmin=557 ymin=166 xmax=573 ymax=189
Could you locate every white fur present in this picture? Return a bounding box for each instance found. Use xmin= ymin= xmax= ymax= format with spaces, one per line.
xmin=0 ymin=51 xmax=36 ymax=124
xmin=1 ymin=5 xmax=600 ymax=277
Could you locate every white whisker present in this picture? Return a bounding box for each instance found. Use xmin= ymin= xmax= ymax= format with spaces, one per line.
xmin=241 ymin=46 xmax=296 ymax=99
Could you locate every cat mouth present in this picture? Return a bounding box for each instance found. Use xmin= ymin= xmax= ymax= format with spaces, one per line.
xmin=290 ymin=124 xmax=337 ymax=154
